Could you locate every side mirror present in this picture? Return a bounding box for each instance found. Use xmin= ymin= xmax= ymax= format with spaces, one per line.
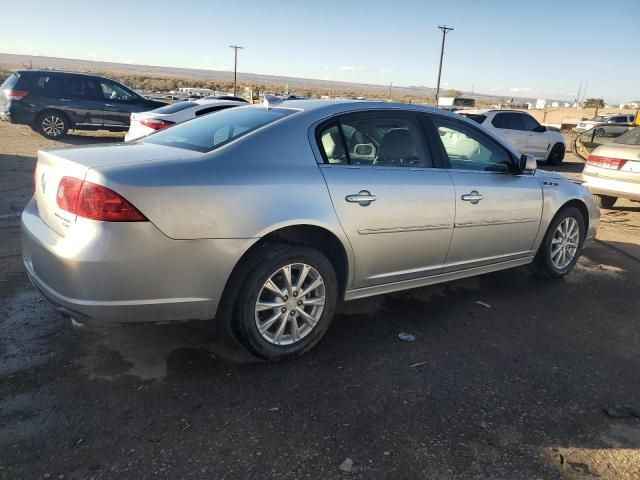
xmin=519 ymin=154 xmax=537 ymax=173
xmin=533 ymin=125 xmax=547 ymax=133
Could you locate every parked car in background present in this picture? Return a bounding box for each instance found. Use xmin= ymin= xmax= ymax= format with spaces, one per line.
xmin=575 ymin=114 xmax=636 ymax=132
xmin=579 ymin=126 xmax=640 ymax=209
xmin=0 ymin=70 xmax=167 ymax=139
xmin=125 ymin=98 xmax=246 ymax=141
xmin=22 ymin=100 xmax=599 ymax=361
xmin=457 ymin=109 xmax=566 ymax=164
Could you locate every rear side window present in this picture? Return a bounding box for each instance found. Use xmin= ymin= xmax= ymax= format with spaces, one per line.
xmin=459 ymin=113 xmax=486 ymax=124
xmin=317 ymin=111 xmax=433 ymax=168
xmin=491 ymin=112 xmax=524 ymax=130
xmin=60 ymin=76 xmax=101 ymax=99
xmin=144 ymin=106 xmax=296 ymax=152
xmin=152 ymin=101 xmax=198 ymax=114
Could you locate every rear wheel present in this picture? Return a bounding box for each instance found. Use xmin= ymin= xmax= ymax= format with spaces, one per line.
xmin=532 ymin=206 xmax=585 ymax=278
xmin=230 ymin=244 xmax=338 ymax=361
xmin=547 ymin=143 xmax=565 ymax=166
xmin=37 ymin=111 xmax=69 ymax=139
xmin=592 ymin=194 xmax=617 ymax=209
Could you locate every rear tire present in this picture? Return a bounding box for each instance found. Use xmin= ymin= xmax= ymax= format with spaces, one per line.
xmin=531 ymin=206 xmax=585 ymax=278
xmin=547 ymin=143 xmax=565 ymax=166
xmin=36 ymin=110 xmax=69 ymax=139
xmin=592 ymin=194 xmax=617 ymax=209
xmin=230 ymin=243 xmax=338 ymax=361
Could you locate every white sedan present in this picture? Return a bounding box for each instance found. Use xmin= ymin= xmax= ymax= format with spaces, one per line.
xmin=125 ymin=98 xmax=247 ymax=141
xmin=457 ymin=109 xmax=566 ymax=165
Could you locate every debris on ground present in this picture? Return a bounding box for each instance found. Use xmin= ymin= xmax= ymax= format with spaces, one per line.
xmin=339 ymin=457 xmax=354 ymax=473
xmin=398 ymin=332 xmax=415 ymax=342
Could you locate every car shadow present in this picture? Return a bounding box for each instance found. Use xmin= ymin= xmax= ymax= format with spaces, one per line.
xmin=60 ymin=131 xmax=124 ymax=146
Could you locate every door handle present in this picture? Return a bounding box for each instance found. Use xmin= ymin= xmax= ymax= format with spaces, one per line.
xmin=345 ymin=190 xmax=377 ymax=206
xmin=461 ymin=191 xmax=484 ymax=204
xmin=104 ymin=103 xmax=115 ymax=107
xmin=59 ymin=98 xmax=71 ymax=102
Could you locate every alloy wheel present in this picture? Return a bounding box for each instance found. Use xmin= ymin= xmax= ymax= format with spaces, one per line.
xmin=42 ymin=116 xmax=65 ymax=137
xmin=254 ymin=263 xmax=326 ymax=345
xmin=551 ymin=217 xmax=580 ymax=270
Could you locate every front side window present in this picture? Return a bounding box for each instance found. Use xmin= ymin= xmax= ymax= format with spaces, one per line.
xmin=520 ymin=114 xmax=541 ymax=131
xmin=491 ymin=112 xmax=524 ymax=130
xmin=432 ymin=117 xmax=514 ymax=173
xmin=317 ymin=112 xmax=433 ymax=168
xmin=100 ymin=80 xmax=136 ymax=101
xmin=144 ymin=106 xmax=295 ymax=152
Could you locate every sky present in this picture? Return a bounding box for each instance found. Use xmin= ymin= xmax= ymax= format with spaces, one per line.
xmin=1 ymin=0 xmax=639 ymax=103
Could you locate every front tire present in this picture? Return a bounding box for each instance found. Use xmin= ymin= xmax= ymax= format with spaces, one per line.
xmin=231 ymin=244 xmax=338 ymax=361
xmin=592 ymin=194 xmax=617 ymax=209
xmin=36 ymin=111 xmax=69 ymax=139
xmin=532 ymin=206 xmax=585 ymax=278
xmin=547 ymin=143 xmax=565 ymax=166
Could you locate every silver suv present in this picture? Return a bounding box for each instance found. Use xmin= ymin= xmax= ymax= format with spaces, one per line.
xmin=22 ymin=100 xmax=600 ymax=360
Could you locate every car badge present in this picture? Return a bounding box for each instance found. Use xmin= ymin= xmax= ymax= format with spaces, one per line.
xmin=41 ymin=172 xmax=46 ymax=194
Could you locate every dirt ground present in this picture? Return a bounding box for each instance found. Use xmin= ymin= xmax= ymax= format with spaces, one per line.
xmin=1 ymin=121 xmax=640 ymax=480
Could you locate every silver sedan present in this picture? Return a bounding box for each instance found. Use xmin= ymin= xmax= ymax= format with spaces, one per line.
xmin=22 ymin=99 xmax=600 ymax=360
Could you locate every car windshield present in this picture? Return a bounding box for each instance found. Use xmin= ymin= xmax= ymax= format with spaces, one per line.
xmin=459 ymin=113 xmax=486 ymax=124
xmin=143 ymin=106 xmax=297 ymax=152
xmin=612 ymin=127 xmax=640 ymax=146
xmin=591 ymin=116 xmax=606 ymax=122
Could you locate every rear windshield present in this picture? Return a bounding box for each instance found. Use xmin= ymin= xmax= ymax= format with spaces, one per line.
xmin=143 ymin=106 xmax=296 ymax=152
xmin=1 ymin=73 xmax=19 ymax=90
xmin=459 ymin=113 xmax=486 ymax=124
xmin=152 ymin=101 xmax=198 ymax=114
xmin=612 ymin=127 xmax=640 ymax=146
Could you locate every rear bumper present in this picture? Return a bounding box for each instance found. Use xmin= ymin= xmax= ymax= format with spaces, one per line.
xmin=582 ymin=173 xmax=640 ymax=201
xmin=1 ymin=102 xmax=37 ymax=125
xmin=21 ymin=198 xmax=255 ymax=323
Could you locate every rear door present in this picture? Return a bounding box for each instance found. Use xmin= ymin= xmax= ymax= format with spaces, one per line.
xmin=316 ymin=110 xmax=455 ymax=288
xmin=429 ymin=114 xmax=543 ymax=270
xmin=57 ymin=75 xmax=104 ymax=126
xmin=490 ymin=112 xmax=529 ymax=154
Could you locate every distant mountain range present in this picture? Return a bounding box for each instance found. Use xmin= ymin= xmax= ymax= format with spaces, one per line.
xmin=0 ymin=52 xmax=519 ymax=102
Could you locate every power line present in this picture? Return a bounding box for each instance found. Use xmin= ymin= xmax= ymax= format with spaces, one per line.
xmin=229 ymin=45 xmax=244 ymax=96
xmin=435 ymin=25 xmax=454 ymax=107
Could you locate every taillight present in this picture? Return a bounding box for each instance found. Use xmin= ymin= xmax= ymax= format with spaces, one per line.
xmin=587 ymin=155 xmax=628 ymax=170
xmin=56 ymin=177 xmax=147 ymax=222
xmin=4 ymin=89 xmax=29 ymax=100
xmin=139 ymin=118 xmax=175 ymax=130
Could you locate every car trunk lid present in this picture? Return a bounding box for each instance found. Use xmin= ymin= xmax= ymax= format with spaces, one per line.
xmin=34 ymin=143 xmax=203 ymax=236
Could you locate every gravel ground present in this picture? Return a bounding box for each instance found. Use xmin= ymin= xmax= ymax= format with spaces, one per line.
xmin=1 ymin=122 xmax=640 ymax=479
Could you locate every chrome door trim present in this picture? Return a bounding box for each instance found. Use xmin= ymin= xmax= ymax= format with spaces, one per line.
xmin=358 ymin=224 xmax=451 ymax=235
xmin=454 ymin=218 xmax=539 ymax=228
xmin=344 ymin=256 xmax=534 ymax=301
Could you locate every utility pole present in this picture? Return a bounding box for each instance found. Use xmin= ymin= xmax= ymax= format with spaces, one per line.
xmin=389 ymin=82 xmax=392 ymax=101
xmin=229 ymin=44 xmax=244 ymax=96
xmin=434 ymin=25 xmax=454 ymax=108
xmin=574 ymin=82 xmax=582 ymax=107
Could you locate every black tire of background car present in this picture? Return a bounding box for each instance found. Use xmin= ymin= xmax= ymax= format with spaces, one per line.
xmin=592 ymin=194 xmax=617 ymax=209
xmin=230 ymin=243 xmax=338 ymax=361
xmin=36 ymin=110 xmax=70 ymax=139
xmin=547 ymin=143 xmax=565 ymax=166
xmin=531 ymin=206 xmax=585 ymax=278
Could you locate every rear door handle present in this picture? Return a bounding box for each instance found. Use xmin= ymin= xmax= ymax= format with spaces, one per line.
xmin=104 ymin=103 xmax=115 ymax=107
xmin=461 ymin=191 xmax=484 ymax=204
xmin=345 ymin=190 xmax=377 ymax=206
xmin=59 ymin=98 xmax=71 ymax=102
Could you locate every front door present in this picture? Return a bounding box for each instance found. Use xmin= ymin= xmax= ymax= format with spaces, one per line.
xmin=99 ymin=79 xmax=141 ymax=128
xmin=520 ymin=113 xmax=550 ymax=160
xmin=316 ymin=111 xmax=456 ymax=288
xmin=490 ymin=111 xmax=530 ymax=155
xmin=429 ymin=114 xmax=543 ymax=270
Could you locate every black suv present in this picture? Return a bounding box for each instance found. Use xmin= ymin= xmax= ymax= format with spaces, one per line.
xmin=0 ymin=70 xmax=167 ymax=139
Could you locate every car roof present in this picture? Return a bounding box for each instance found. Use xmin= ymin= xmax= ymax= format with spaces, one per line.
xmin=191 ymin=98 xmax=247 ymax=107
xmin=267 ymin=98 xmax=447 ymax=115
xmin=17 ymin=69 xmax=104 ymax=78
